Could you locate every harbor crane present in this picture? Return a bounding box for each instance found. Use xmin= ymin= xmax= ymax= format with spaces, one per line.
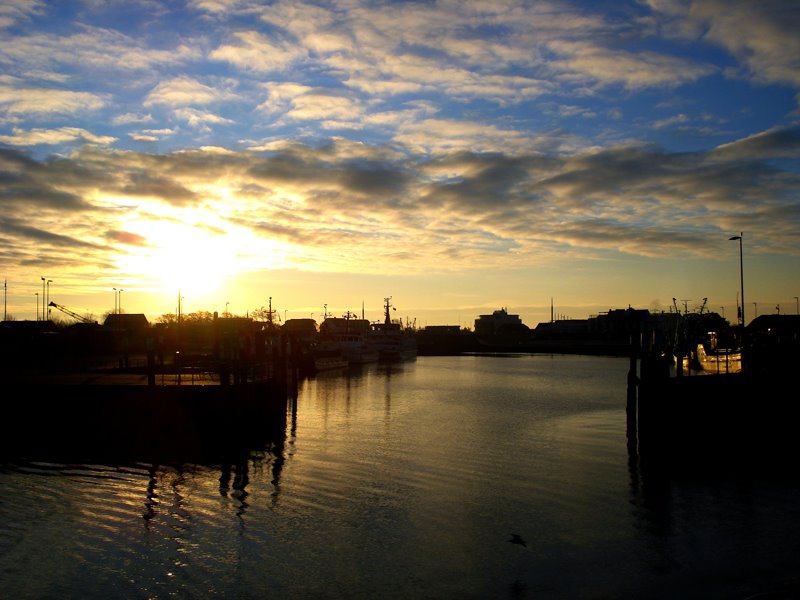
xmin=48 ymin=301 xmax=97 ymax=324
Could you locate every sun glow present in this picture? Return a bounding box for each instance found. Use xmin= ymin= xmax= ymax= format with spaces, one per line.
xmin=119 ymin=218 xmax=245 ymax=298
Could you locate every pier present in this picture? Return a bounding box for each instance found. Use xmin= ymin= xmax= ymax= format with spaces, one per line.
xmin=1 ymin=314 xmax=297 ymax=465
xmin=626 ymin=315 xmax=800 ymax=473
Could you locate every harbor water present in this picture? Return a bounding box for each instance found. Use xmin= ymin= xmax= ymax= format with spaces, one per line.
xmin=1 ymin=354 xmax=799 ymax=599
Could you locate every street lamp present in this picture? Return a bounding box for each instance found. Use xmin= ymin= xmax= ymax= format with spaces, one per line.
xmin=46 ymin=279 xmax=52 ymax=319
xmin=728 ymin=234 xmax=744 ymax=328
xmin=118 ymin=289 xmax=123 ymax=314
xmin=41 ymin=277 xmax=46 ymax=321
xmin=113 ymin=288 xmax=118 ymax=314
xmin=35 ymin=292 xmax=39 ymax=321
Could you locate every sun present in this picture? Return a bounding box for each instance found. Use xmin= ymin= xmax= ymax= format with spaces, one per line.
xmin=120 ymin=218 xmax=241 ymax=298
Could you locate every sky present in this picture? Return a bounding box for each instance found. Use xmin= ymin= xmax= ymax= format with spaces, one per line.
xmin=1 ymin=0 xmax=799 ymax=328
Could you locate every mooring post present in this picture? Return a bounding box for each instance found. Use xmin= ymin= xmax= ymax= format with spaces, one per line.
xmin=146 ymin=336 xmax=155 ymax=387
xmin=627 ymin=333 xmax=639 ymax=416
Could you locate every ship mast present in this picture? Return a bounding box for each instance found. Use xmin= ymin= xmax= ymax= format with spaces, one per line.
xmin=384 ymin=296 xmax=392 ymax=325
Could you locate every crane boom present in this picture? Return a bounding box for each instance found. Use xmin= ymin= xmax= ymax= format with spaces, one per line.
xmin=48 ymin=301 xmax=96 ymax=324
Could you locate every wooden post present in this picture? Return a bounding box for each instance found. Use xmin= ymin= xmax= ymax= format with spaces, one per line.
xmin=146 ymin=337 xmax=155 ymax=387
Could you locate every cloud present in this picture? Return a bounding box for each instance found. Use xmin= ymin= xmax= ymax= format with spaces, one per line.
xmin=2 ymin=124 xmax=798 ymax=288
xmin=128 ymin=128 xmax=176 ymax=142
xmin=173 ymin=108 xmax=234 ymax=128
xmin=645 ymin=0 xmax=800 ymax=88
xmin=393 ymin=118 xmax=535 ymax=155
xmin=0 ymin=24 xmax=199 ymax=75
xmin=112 ymin=113 xmax=154 ymax=125
xmin=209 ymin=30 xmax=307 ymax=72
xmin=711 ymin=126 xmax=800 ymax=160
xmin=144 ymin=76 xmax=237 ymax=108
xmin=0 ymin=0 xmax=45 ymax=29
xmin=120 ymin=172 xmax=198 ymax=206
xmin=0 ymin=126 xmax=116 ymax=146
xmin=0 ymin=215 xmax=103 ymax=249
xmin=547 ymin=40 xmax=716 ymax=90
xmin=0 ymin=84 xmax=106 ymax=116
xmin=106 ymin=230 xmax=150 ymax=246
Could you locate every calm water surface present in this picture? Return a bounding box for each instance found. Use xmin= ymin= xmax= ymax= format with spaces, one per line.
xmin=2 ymin=355 xmax=799 ymax=599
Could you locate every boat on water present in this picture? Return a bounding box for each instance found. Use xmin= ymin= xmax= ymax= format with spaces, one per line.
xmin=369 ymin=297 xmax=417 ymax=362
xmin=319 ymin=315 xmax=379 ymax=365
xmin=696 ymin=343 xmax=741 ymax=373
xmin=310 ymin=334 xmax=350 ymax=372
xmin=684 ymin=343 xmax=742 ymax=374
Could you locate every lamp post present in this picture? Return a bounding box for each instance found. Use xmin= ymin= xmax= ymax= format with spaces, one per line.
xmin=46 ymin=279 xmax=52 ymax=319
xmin=118 ymin=289 xmax=123 ymax=314
xmin=795 ymin=296 xmax=799 ymax=315
xmin=728 ymin=234 xmax=744 ymax=328
xmin=752 ymin=302 xmax=757 ymax=318
xmin=113 ymin=288 xmax=118 ymax=314
xmin=41 ymin=277 xmax=46 ymax=321
xmin=729 ymin=233 xmax=746 ymax=372
xmin=35 ymin=292 xmax=39 ymax=321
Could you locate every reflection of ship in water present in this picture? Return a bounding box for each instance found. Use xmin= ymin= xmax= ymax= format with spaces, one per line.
xmin=369 ymin=297 xmax=417 ymax=362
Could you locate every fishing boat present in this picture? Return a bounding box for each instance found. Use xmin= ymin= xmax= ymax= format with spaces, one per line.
xmin=319 ymin=314 xmax=379 ymax=365
xmin=686 ymin=343 xmax=742 ymax=374
xmin=369 ymin=297 xmax=417 ymax=362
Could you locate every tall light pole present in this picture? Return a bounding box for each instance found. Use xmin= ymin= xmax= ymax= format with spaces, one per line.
xmin=113 ymin=288 xmax=118 ymax=314
xmin=46 ymin=279 xmax=52 ymax=319
xmin=35 ymin=292 xmax=39 ymax=321
xmin=118 ymin=289 xmax=123 ymax=314
xmin=41 ymin=277 xmax=46 ymax=321
xmin=729 ymin=234 xmax=744 ymax=328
